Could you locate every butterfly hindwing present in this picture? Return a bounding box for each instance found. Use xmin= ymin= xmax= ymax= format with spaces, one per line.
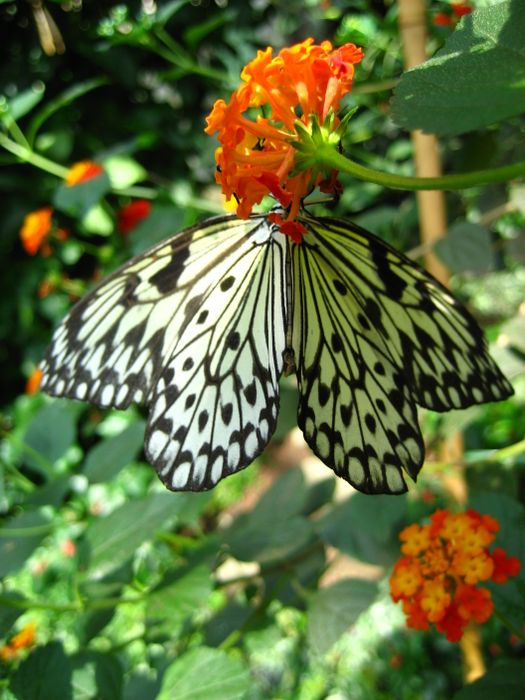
xmin=291 ymin=215 xmax=513 ymax=494
xmin=41 ymin=215 xmax=288 ymax=490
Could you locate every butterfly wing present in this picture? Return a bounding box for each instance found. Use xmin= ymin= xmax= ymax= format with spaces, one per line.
xmin=291 ymin=214 xmax=513 ymax=494
xmin=41 ymin=214 xmax=288 ymax=490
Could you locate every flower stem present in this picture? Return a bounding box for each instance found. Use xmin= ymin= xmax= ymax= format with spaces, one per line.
xmin=494 ymin=607 xmax=525 ymax=644
xmin=0 ymin=133 xmax=69 ymax=178
xmin=317 ymin=146 xmax=525 ymax=191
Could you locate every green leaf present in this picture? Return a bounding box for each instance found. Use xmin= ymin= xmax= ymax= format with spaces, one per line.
xmin=77 ymin=609 xmax=116 ymax=646
xmin=83 ymin=421 xmax=146 ymax=483
xmin=147 ymin=564 xmax=213 ymax=625
xmin=10 ymin=642 xmax=72 ymax=700
xmin=2 ymin=86 xmax=45 ymax=122
xmin=317 ymin=493 xmax=407 ymax=565
xmin=103 ymin=155 xmax=147 ymax=189
xmin=391 ymin=1 xmax=525 ymax=135
xmin=225 ymin=513 xmax=314 ymax=565
xmin=81 ymin=203 xmax=114 ymax=236
xmin=53 ymin=172 xmax=112 ymax=218
xmin=23 ymin=401 xmax=77 ymax=476
xmin=453 ymin=660 xmax=525 ymax=699
xmin=157 ymin=647 xmax=250 ymax=700
xmin=307 ymin=578 xmax=378 ymax=655
xmin=204 ymin=602 xmax=252 ymax=647
xmin=85 ymin=492 xmax=188 ymax=578
xmin=434 ymin=222 xmax=494 ymax=274
xmin=123 ymin=673 xmax=162 ymax=700
xmin=70 ymin=651 xmax=123 ymax=700
xmin=0 ymin=510 xmax=52 ymax=577
xmin=251 ymin=469 xmax=308 ymax=522
xmin=25 ymin=474 xmax=71 ymax=507
xmin=129 ymin=205 xmax=184 ymax=254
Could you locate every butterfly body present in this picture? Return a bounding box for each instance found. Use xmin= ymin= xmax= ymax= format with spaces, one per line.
xmin=40 ymin=213 xmax=513 ymax=494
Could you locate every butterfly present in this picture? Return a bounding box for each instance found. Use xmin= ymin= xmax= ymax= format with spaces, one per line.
xmin=40 ymin=211 xmax=513 ymax=494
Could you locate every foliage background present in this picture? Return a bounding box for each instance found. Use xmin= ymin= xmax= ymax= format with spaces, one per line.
xmin=1 ymin=0 xmax=525 ymax=698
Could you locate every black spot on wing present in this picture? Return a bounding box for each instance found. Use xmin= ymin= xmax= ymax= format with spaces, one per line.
xmin=226 ymin=331 xmax=241 ymax=350
xmin=220 ymin=275 xmax=235 ymax=292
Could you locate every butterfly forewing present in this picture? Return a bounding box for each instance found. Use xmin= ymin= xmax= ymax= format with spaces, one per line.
xmin=41 ymin=215 xmax=288 ymax=490
xmin=291 ymin=215 xmax=513 ymax=494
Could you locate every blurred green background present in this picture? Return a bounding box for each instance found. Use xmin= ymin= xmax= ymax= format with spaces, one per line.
xmin=1 ymin=1 xmax=525 ymax=698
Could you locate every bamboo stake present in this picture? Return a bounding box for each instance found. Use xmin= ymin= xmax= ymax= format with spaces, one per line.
xmin=397 ymin=0 xmax=484 ymax=683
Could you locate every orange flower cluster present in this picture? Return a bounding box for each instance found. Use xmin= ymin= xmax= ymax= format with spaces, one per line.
xmin=390 ymin=509 xmax=521 ymax=642
xmin=205 ymin=38 xmax=364 ymax=241
xmin=65 ymin=160 xmax=104 ymax=186
xmin=0 ymin=623 xmax=36 ymax=663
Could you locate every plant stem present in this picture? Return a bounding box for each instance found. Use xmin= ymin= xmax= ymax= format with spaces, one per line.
xmin=0 ymin=592 xmax=146 ymax=613
xmin=494 ymin=608 xmax=525 ymax=644
xmin=0 ymin=133 xmax=69 ymax=178
xmin=317 ymin=145 xmax=525 ymax=191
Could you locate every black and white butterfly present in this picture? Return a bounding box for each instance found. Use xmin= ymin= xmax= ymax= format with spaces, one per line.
xmin=40 ymin=212 xmax=513 ymax=494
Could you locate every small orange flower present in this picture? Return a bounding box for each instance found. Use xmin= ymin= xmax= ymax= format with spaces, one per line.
xmin=19 ymin=207 xmax=53 ymax=255
xmin=0 ymin=623 xmax=36 ymax=663
xmin=25 ymin=367 xmax=43 ymax=395
xmin=117 ymin=199 xmax=151 ymax=234
xmin=205 ymin=38 xmax=364 ymax=239
xmin=389 ymin=509 xmax=521 ymax=642
xmin=65 ymin=160 xmax=104 ymax=186
xmin=60 ymin=538 xmax=76 ymax=557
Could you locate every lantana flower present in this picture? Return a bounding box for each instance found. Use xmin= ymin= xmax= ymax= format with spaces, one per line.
xmin=65 ymin=160 xmax=104 ymax=186
xmin=19 ymin=206 xmax=54 ymax=255
xmin=390 ymin=509 xmax=521 ymax=642
xmin=25 ymin=367 xmax=43 ymax=395
xmin=205 ymin=38 xmax=364 ymax=241
xmin=118 ymin=199 xmax=152 ymax=234
xmin=0 ymin=623 xmax=36 ymax=663
xmin=19 ymin=207 xmax=68 ymax=256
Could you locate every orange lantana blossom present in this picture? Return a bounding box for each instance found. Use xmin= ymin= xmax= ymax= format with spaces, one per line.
xmin=0 ymin=623 xmax=36 ymax=663
xmin=65 ymin=160 xmax=104 ymax=186
xmin=205 ymin=39 xmax=364 ymax=241
xmin=19 ymin=207 xmax=68 ymax=256
xmin=390 ymin=509 xmax=521 ymax=642
xmin=19 ymin=206 xmax=54 ymax=255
